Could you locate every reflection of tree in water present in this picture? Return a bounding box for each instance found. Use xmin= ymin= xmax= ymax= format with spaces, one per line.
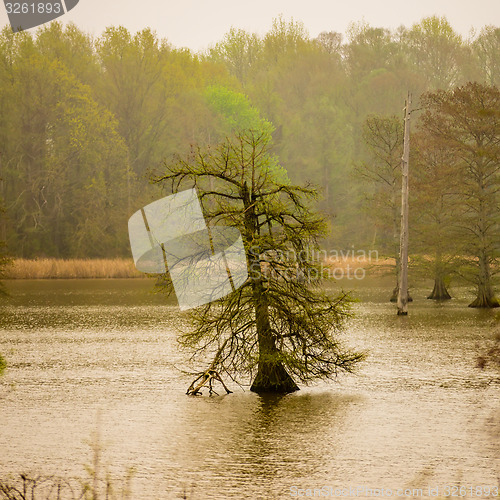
xmin=227 ymin=392 xmax=359 ymax=494
xmin=160 ymin=390 xmax=359 ymax=497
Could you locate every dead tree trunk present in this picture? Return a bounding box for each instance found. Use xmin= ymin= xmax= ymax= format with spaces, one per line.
xmin=186 ymin=369 xmax=233 ymax=396
xmin=390 ymin=253 xmax=412 ymax=302
xmin=186 ymin=339 xmax=234 ymax=395
xmin=391 ymin=284 xmax=413 ymax=303
xmin=397 ymin=92 xmax=411 ymax=316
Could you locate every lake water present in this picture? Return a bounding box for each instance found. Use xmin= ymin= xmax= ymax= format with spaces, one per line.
xmin=0 ymin=278 xmax=499 ymax=499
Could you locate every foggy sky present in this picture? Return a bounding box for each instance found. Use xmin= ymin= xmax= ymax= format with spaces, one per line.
xmin=1 ymin=0 xmax=499 ymax=51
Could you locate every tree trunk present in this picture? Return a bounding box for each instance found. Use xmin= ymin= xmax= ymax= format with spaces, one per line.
xmin=250 ymin=356 xmax=299 ymax=393
xmin=242 ymin=182 xmax=299 ymax=393
xmin=427 ymin=275 xmax=452 ymax=300
xmin=469 ymin=249 xmax=499 ymax=308
xmin=397 ymin=92 xmax=411 ymax=316
xmin=428 ymin=251 xmax=451 ymax=300
xmin=391 ymin=252 xmax=412 ymax=302
xmin=249 ymin=256 xmax=299 ymax=393
xmin=469 ymin=182 xmax=499 ymax=308
xmin=468 ymin=287 xmax=499 ymax=308
xmin=390 ymin=284 xmax=413 ymax=303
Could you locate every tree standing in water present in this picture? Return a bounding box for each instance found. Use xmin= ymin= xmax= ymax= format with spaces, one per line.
xmin=411 ymin=126 xmax=461 ymax=301
xmin=420 ymin=83 xmax=500 ymax=308
xmin=357 ymin=115 xmax=413 ymax=303
xmin=154 ymin=131 xmax=363 ymax=394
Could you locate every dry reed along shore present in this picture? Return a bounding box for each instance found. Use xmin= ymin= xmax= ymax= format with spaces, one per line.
xmin=6 ymin=259 xmax=144 ymax=279
xmin=5 ymin=257 xmax=392 ymax=280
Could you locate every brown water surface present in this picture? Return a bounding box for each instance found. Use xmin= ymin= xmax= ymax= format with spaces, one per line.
xmin=0 ymin=278 xmax=498 ymax=498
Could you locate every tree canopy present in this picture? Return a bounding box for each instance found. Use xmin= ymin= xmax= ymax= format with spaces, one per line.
xmin=153 ymin=131 xmax=364 ymax=393
xmin=418 ymin=83 xmax=500 ymax=307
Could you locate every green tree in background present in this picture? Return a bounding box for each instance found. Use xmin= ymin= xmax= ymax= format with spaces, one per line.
xmin=35 ymin=22 xmax=100 ymax=87
xmin=204 ymin=85 xmax=289 ymax=186
xmin=204 ymin=85 xmax=273 ymax=137
xmin=96 ymin=27 xmax=177 ymax=184
xmin=97 ymin=27 xmax=231 ymax=179
xmin=3 ymin=29 xmax=60 ymax=256
xmin=403 ymin=16 xmax=466 ymax=90
xmin=0 ymin=188 xmax=10 ymax=296
xmin=209 ymin=27 xmax=261 ymax=86
xmin=0 ymin=17 xmax=498 ymax=264
xmin=47 ymin=75 xmax=132 ymax=257
xmin=344 ymin=23 xmax=397 ymax=81
xmin=471 ymin=26 xmax=500 ymax=87
xmin=0 ymin=27 xmax=132 ymax=257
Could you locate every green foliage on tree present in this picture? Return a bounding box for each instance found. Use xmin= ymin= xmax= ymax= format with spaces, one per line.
xmin=411 ymin=120 xmax=462 ymax=300
xmin=420 ymin=83 xmax=500 ymax=307
xmin=96 ymin=27 xmax=173 ymax=179
xmin=205 ymin=85 xmax=273 ymax=136
xmin=154 ymin=131 xmax=364 ymax=394
xmin=0 ymin=27 xmax=133 ymax=257
xmin=204 ymin=85 xmax=289 ymax=186
xmin=471 ymin=26 xmax=500 ymax=87
xmin=50 ymin=77 xmax=132 ymax=257
xmin=209 ymin=27 xmax=261 ymax=85
xmin=403 ymin=16 xmax=466 ymax=90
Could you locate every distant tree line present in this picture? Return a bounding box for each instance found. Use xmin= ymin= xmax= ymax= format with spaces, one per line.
xmin=0 ymin=17 xmax=498 ymax=303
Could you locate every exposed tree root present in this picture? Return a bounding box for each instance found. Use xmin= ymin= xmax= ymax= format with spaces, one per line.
xmin=390 ymin=286 xmax=413 ymax=303
xmin=186 ymin=369 xmax=233 ymax=396
xmin=469 ymin=292 xmax=500 ymax=308
xmin=250 ymin=361 xmax=299 ymax=394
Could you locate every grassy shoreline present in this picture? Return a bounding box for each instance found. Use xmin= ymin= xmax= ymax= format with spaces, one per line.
xmin=4 ymin=256 xmax=394 ymax=280
xmin=5 ymin=258 xmax=145 ymax=279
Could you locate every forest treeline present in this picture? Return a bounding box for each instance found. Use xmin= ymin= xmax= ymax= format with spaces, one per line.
xmin=0 ymin=17 xmax=498 ymax=293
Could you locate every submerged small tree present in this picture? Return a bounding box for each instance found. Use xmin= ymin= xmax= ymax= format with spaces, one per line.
xmin=154 ymin=131 xmax=363 ymax=394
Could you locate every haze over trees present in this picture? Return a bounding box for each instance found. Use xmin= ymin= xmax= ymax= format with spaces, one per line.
xmin=411 ymin=125 xmax=460 ymax=300
xmin=0 ymin=16 xmax=498 ymax=304
xmin=419 ymin=83 xmax=500 ymax=307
